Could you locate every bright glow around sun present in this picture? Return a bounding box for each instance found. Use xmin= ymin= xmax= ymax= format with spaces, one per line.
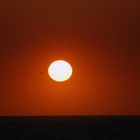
xmin=48 ymin=60 xmax=72 ymax=82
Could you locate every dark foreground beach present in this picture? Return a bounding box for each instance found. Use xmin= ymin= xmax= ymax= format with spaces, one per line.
xmin=0 ymin=116 xmax=140 ymax=139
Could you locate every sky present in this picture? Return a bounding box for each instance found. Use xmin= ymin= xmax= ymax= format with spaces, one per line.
xmin=0 ymin=0 xmax=140 ymax=115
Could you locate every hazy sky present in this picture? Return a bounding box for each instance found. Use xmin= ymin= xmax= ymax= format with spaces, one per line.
xmin=0 ymin=0 xmax=140 ymax=115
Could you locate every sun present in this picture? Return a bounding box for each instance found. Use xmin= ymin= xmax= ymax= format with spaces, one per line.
xmin=48 ymin=60 xmax=73 ymax=82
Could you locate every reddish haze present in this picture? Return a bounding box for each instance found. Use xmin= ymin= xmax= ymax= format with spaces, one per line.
xmin=0 ymin=0 xmax=140 ymax=115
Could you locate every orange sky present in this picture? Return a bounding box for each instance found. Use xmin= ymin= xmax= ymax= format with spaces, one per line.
xmin=0 ymin=0 xmax=140 ymax=115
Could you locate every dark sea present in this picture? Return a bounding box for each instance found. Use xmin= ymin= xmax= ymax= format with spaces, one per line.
xmin=0 ymin=116 xmax=140 ymax=140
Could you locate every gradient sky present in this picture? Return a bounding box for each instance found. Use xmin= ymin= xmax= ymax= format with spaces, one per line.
xmin=0 ymin=0 xmax=140 ymax=115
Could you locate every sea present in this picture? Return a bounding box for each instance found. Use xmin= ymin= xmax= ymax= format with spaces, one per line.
xmin=0 ymin=116 xmax=140 ymax=139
